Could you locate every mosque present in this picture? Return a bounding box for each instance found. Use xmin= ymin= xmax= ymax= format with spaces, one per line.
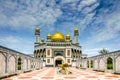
xmin=0 ymin=27 xmax=120 ymax=78
xmin=34 ymin=28 xmax=82 ymax=67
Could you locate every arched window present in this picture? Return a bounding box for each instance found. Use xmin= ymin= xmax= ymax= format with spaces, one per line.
xmin=90 ymin=60 xmax=93 ymax=68
xmin=67 ymin=50 xmax=70 ymax=56
xmin=18 ymin=57 xmax=22 ymax=70
xmin=107 ymin=57 xmax=113 ymax=69
xmin=47 ymin=50 xmax=50 ymax=56
xmin=87 ymin=61 xmax=89 ymax=68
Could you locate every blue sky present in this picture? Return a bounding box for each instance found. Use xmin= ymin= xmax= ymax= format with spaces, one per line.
xmin=0 ymin=0 xmax=120 ymax=56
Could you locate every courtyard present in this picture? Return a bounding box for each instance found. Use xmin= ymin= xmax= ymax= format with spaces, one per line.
xmin=3 ymin=67 xmax=120 ymax=80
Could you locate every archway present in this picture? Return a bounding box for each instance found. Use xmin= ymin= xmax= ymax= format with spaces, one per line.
xmin=116 ymin=56 xmax=120 ymax=72
xmin=90 ymin=60 xmax=93 ymax=68
xmin=87 ymin=61 xmax=89 ymax=68
xmin=0 ymin=53 xmax=5 ymax=74
xmin=55 ymin=59 xmax=62 ymax=67
xmin=54 ymin=56 xmax=65 ymax=67
xmin=94 ymin=59 xmax=98 ymax=70
xmin=8 ymin=56 xmax=15 ymax=73
xmin=23 ymin=59 xmax=27 ymax=71
xmin=18 ymin=57 xmax=22 ymax=70
xmin=99 ymin=59 xmax=105 ymax=71
xmin=107 ymin=57 xmax=113 ymax=69
xmin=27 ymin=59 xmax=31 ymax=70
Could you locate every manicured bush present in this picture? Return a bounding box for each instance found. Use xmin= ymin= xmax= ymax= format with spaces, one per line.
xmin=107 ymin=64 xmax=113 ymax=69
xmin=18 ymin=65 xmax=21 ymax=70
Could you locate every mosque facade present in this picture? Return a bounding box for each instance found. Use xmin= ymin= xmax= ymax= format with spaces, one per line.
xmin=34 ymin=28 xmax=82 ymax=67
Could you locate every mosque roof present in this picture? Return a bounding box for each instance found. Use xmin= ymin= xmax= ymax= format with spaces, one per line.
xmin=51 ymin=32 xmax=65 ymax=41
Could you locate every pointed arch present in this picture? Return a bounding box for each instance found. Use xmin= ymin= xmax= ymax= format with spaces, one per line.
xmin=8 ymin=55 xmax=15 ymax=73
xmin=0 ymin=53 xmax=6 ymax=74
xmin=18 ymin=57 xmax=22 ymax=70
xmin=107 ymin=57 xmax=113 ymax=69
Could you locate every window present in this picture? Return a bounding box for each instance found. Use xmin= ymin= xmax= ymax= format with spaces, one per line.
xmin=67 ymin=50 xmax=70 ymax=56
xmin=67 ymin=59 xmax=70 ymax=63
xmin=47 ymin=50 xmax=50 ymax=56
xmin=47 ymin=59 xmax=50 ymax=63
xmin=54 ymin=51 xmax=63 ymax=56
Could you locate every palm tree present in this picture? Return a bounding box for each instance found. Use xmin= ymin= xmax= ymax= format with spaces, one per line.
xmin=99 ymin=48 xmax=109 ymax=55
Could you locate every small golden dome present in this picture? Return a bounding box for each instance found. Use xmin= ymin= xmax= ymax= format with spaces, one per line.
xmin=35 ymin=27 xmax=40 ymax=31
xmin=40 ymin=42 xmax=43 ymax=44
xmin=51 ymin=32 xmax=65 ymax=41
xmin=47 ymin=34 xmax=51 ymax=37
xmin=66 ymin=34 xmax=70 ymax=37
xmin=74 ymin=28 xmax=78 ymax=31
xmin=66 ymin=34 xmax=70 ymax=40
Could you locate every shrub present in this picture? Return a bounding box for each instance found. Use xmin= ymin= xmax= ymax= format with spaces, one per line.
xmin=61 ymin=63 xmax=69 ymax=70
xmin=18 ymin=65 xmax=21 ymax=70
xmin=107 ymin=64 xmax=113 ymax=69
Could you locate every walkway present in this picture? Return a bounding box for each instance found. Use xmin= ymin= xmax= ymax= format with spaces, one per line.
xmin=3 ymin=67 xmax=120 ymax=80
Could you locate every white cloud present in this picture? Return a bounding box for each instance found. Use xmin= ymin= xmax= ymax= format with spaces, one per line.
xmin=38 ymin=8 xmax=62 ymax=26
xmin=78 ymin=0 xmax=97 ymax=11
xmin=0 ymin=36 xmax=22 ymax=44
xmin=81 ymin=0 xmax=97 ymax=5
xmin=0 ymin=35 xmax=34 ymax=54
xmin=0 ymin=0 xmax=62 ymax=30
xmin=82 ymin=2 xmax=99 ymax=14
xmin=87 ymin=12 xmax=120 ymax=43
xmin=83 ymin=47 xmax=110 ymax=57
xmin=61 ymin=0 xmax=79 ymax=4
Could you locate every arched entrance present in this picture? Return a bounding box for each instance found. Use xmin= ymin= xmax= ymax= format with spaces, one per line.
xmin=107 ymin=57 xmax=113 ymax=69
xmin=54 ymin=56 xmax=65 ymax=67
xmin=18 ymin=57 xmax=22 ymax=70
xmin=55 ymin=58 xmax=62 ymax=67
xmin=0 ymin=53 xmax=5 ymax=74
xmin=8 ymin=56 xmax=15 ymax=73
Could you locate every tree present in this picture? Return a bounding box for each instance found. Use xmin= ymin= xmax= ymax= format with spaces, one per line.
xmin=99 ymin=48 xmax=109 ymax=55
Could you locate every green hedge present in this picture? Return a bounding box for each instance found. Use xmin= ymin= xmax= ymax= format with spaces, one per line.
xmin=18 ymin=65 xmax=21 ymax=70
xmin=107 ymin=64 xmax=113 ymax=69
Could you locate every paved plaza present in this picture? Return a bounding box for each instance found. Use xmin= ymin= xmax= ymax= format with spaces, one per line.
xmin=3 ymin=67 xmax=120 ymax=80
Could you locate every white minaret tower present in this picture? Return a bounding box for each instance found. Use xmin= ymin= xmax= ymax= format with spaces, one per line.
xmin=74 ymin=28 xmax=79 ymax=45
xmin=35 ymin=27 xmax=40 ymax=45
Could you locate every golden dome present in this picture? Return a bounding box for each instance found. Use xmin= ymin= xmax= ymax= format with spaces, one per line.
xmin=74 ymin=28 xmax=78 ymax=32
xmin=51 ymin=32 xmax=65 ymax=41
xmin=66 ymin=34 xmax=70 ymax=37
xmin=40 ymin=42 xmax=43 ymax=44
xmin=35 ymin=27 xmax=40 ymax=32
xmin=66 ymin=34 xmax=71 ymax=40
xmin=47 ymin=34 xmax=51 ymax=37
xmin=41 ymin=38 xmax=44 ymax=42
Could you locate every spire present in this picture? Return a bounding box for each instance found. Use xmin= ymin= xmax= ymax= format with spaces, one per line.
xmin=35 ymin=27 xmax=40 ymax=45
xmin=74 ymin=27 xmax=79 ymax=45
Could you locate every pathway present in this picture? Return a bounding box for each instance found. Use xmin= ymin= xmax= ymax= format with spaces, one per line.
xmin=3 ymin=67 xmax=120 ymax=80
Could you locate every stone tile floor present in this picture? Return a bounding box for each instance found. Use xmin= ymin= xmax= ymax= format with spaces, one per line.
xmin=3 ymin=67 xmax=120 ymax=80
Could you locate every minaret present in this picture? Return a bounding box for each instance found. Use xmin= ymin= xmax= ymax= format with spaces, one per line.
xmin=35 ymin=27 xmax=40 ymax=45
xmin=74 ymin=28 xmax=79 ymax=45
xmin=66 ymin=34 xmax=71 ymax=42
xmin=40 ymin=38 xmax=44 ymax=44
xmin=47 ymin=33 xmax=51 ymax=42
